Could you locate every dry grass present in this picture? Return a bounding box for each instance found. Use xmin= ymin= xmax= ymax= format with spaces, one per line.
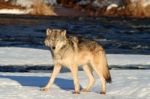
xmin=122 ymin=0 xmax=149 ymax=17
xmin=104 ymin=0 xmax=150 ymax=17
xmin=29 ymin=0 xmax=56 ymax=16
xmin=0 ymin=1 xmax=24 ymax=9
xmin=144 ymin=5 xmax=150 ymax=16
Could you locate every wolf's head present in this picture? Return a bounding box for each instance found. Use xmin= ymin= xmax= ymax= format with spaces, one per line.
xmin=44 ymin=28 xmax=67 ymax=51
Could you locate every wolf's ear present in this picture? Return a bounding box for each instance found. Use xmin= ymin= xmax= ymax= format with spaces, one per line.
xmin=61 ymin=30 xmax=67 ymax=37
xmin=46 ymin=28 xmax=51 ymax=36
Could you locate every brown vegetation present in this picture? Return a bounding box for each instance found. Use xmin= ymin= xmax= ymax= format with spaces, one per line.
xmin=29 ymin=0 xmax=56 ymax=16
xmin=0 ymin=1 xmax=23 ymax=9
xmin=56 ymin=0 xmax=150 ymax=17
xmin=57 ymin=0 xmax=76 ymax=8
xmin=0 ymin=0 xmax=149 ymax=17
xmin=144 ymin=5 xmax=150 ymax=16
xmin=103 ymin=0 xmax=150 ymax=17
xmin=122 ymin=0 xmax=145 ymax=17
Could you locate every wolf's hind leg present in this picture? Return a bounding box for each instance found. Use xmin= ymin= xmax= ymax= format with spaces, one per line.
xmin=41 ymin=64 xmax=61 ymax=91
xmin=91 ymin=62 xmax=106 ymax=94
xmin=81 ymin=64 xmax=95 ymax=92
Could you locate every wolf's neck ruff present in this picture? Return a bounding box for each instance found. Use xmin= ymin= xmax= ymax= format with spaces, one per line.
xmin=53 ymin=38 xmax=75 ymax=60
xmin=58 ymin=38 xmax=76 ymax=51
xmin=59 ymin=40 xmax=70 ymax=51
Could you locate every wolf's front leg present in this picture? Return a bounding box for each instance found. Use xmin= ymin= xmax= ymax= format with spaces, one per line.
xmin=71 ymin=65 xmax=80 ymax=94
xmin=41 ymin=64 xmax=61 ymax=91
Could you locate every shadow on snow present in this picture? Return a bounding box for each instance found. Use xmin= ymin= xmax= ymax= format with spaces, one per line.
xmin=0 ymin=75 xmax=79 ymax=90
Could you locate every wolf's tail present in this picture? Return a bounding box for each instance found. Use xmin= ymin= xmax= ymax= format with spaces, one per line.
xmin=99 ymin=50 xmax=112 ymax=83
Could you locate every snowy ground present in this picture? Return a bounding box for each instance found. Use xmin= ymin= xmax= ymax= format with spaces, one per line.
xmin=0 ymin=47 xmax=53 ymax=66
xmin=0 ymin=47 xmax=149 ymax=69
xmin=0 ymin=70 xmax=150 ymax=99
xmin=0 ymin=47 xmax=150 ymax=99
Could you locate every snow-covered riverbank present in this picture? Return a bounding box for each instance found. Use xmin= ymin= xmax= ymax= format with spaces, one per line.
xmin=0 ymin=70 xmax=149 ymax=99
xmin=0 ymin=47 xmax=149 ymax=69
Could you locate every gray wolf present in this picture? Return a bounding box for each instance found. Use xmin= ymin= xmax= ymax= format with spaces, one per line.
xmin=41 ymin=28 xmax=111 ymax=94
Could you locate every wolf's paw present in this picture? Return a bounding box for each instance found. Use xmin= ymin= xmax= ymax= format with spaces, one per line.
xmin=81 ymin=88 xmax=90 ymax=92
xmin=40 ymin=87 xmax=49 ymax=92
xmin=100 ymin=92 xmax=106 ymax=95
xmin=73 ymin=91 xmax=80 ymax=94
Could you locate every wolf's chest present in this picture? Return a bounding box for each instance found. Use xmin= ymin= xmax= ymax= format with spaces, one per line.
xmin=54 ymin=53 xmax=75 ymax=67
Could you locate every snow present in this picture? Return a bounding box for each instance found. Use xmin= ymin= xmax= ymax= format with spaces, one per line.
xmin=0 ymin=47 xmax=149 ymax=68
xmin=106 ymin=4 xmax=118 ymax=11
xmin=11 ymin=0 xmax=34 ymax=8
xmin=0 ymin=9 xmax=29 ymax=14
xmin=107 ymin=54 xmax=150 ymax=66
xmin=0 ymin=70 xmax=149 ymax=99
xmin=0 ymin=47 xmax=53 ymax=66
xmin=11 ymin=0 xmax=57 ymax=7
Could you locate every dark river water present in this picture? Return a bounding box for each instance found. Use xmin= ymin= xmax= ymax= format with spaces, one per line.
xmin=0 ymin=15 xmax=150 ymax=54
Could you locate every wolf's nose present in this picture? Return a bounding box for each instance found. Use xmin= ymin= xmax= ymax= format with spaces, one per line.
xmin=52 ymin=47 xmax=55 ymax=50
